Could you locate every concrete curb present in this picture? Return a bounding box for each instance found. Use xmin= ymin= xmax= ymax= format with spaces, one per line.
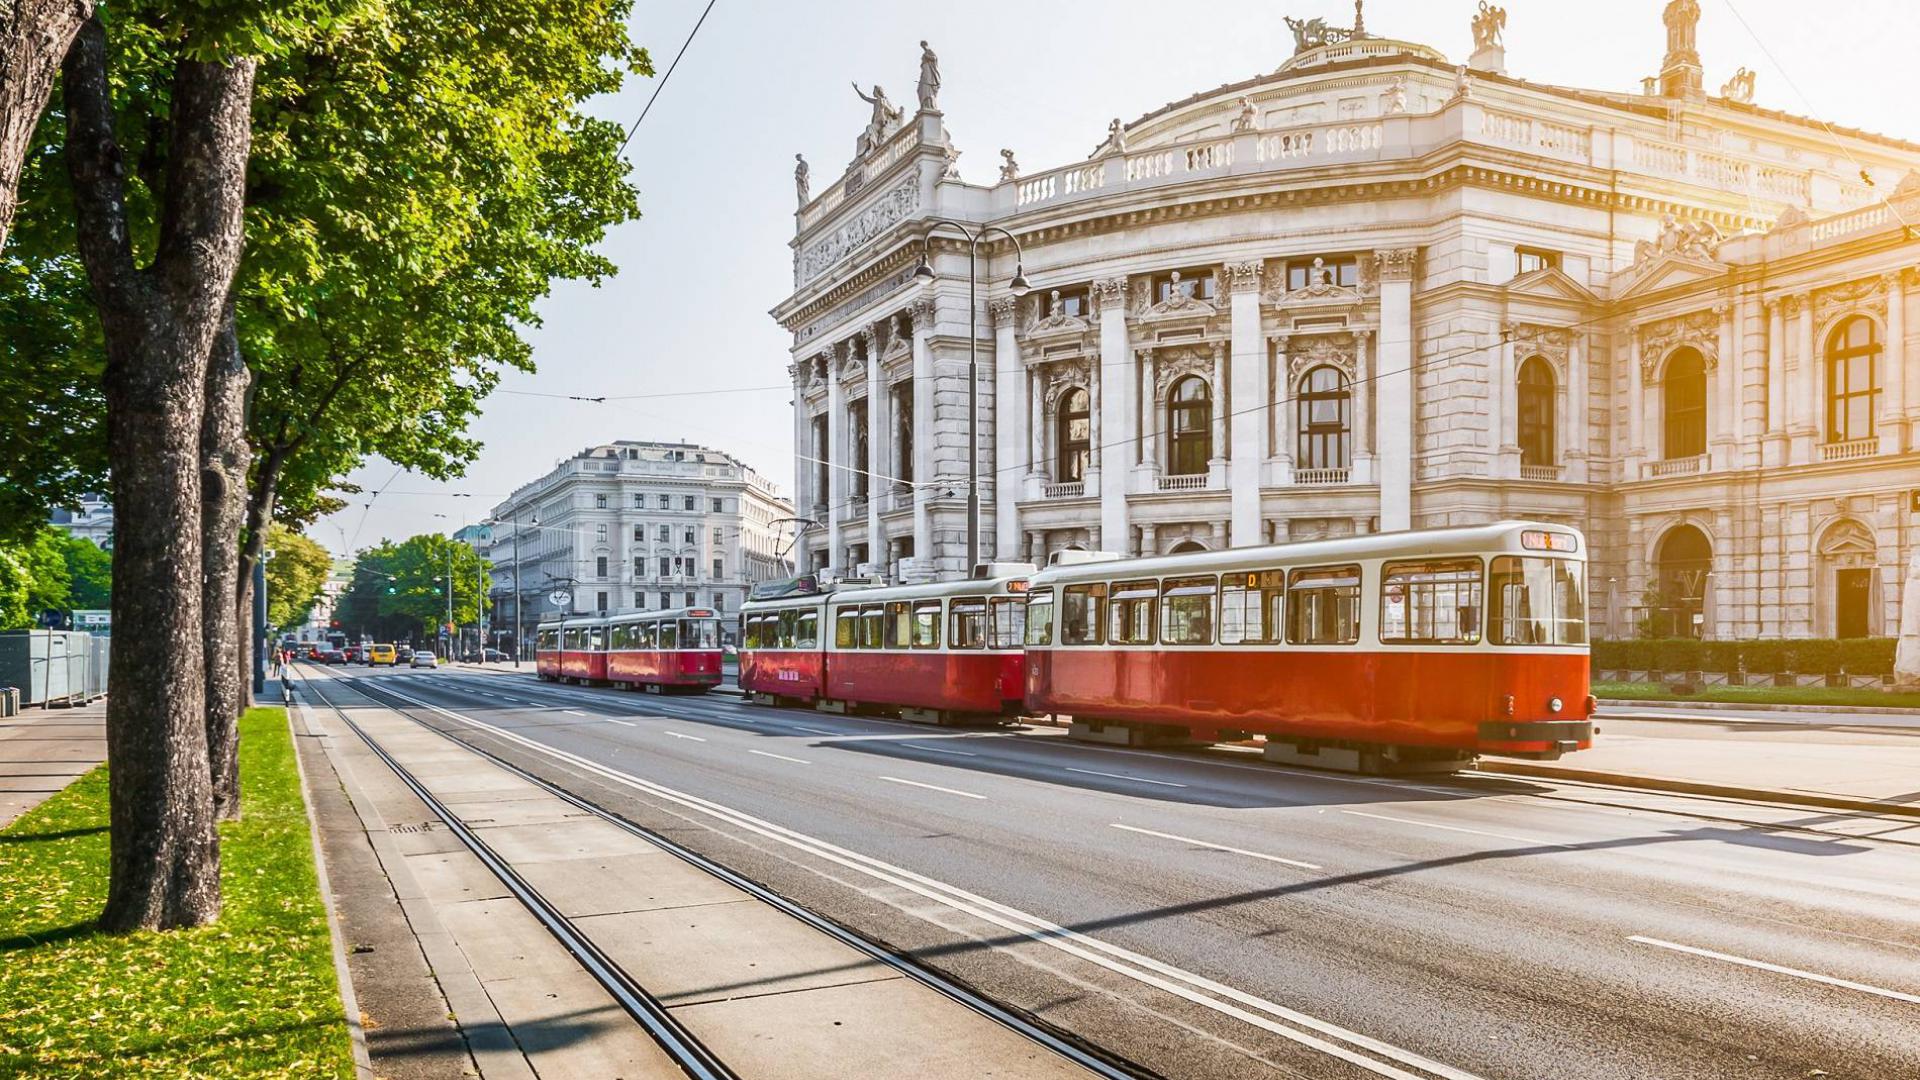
xmin=288 ymin=706 xmax=376 ymax=1080
xmin=1476 ymin=760 xmax=1920 ymax=819
xmin=1599 ymin=696 xmax=1920 ymax=717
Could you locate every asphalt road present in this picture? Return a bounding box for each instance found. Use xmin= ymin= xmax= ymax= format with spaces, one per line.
xmin=318 ymin=666 xmax=1920 ymax=1080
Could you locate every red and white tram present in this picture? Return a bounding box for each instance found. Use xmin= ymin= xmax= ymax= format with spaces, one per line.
xmin=534 ymin=607 xmax=723 ymax=692
xmin=1023 ymin=521 xmax=1593 ymax=772
xmin=739 ymin=566 xmax=1034 ymax=723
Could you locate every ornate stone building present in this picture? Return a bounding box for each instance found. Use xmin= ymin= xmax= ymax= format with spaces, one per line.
xmin=771 ymin=2 xmax=1920 ymax=641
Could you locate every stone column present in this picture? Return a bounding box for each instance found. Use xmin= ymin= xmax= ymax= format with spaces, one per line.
xmin=1228 ymin=261 xmax=1265 ymax=546
xmin=1375 ymin=248 xmax=1417 ymax=532
xmin=1568 ymin=332 xmax=1589 ymax=483
xmin=1494 ymin=322 xmax=1517 ymax=478
xmin=991 ymin=297 xmax=1022 ymax=561
xmin=1627 ymin=333 xmax=1646 ymax=476
xmin=1028 ymin=368 xmax=1045 ymax=480
xmin=1713 ymin=302 xmax=1737 ymax=471
xmin=792 ymin=359 xmax=811 ymax=518
xmin=863 ymin=329 xmax=885 ymax=569
xmin=1764 ymin=299 xmax=1786 ymax=467
xmin=1137 ymin=522 xmax=1156 ymax=558
xmin=1272 ymin=334 xmax=1295 ymax=485
xmin=1137 ymin=349 xmax=1155 ymax=471
xmin=1905 ymin=269 xmax=1920 ymax=434
xmin=910 ymin=296 xmax=936 ymax=564
xmin=826 ymin=344 xmax=846 ymax=571
xmin=1352 ymin=330 xmax=1374 ymax=483
xmin=1208 ymin=340 xmax=1229 ymax=489
xmin=1882 ymin=272 xmax=1906 ymax=455
xmin=1095 ymin=276 xmax=1131 ymax=551
xmin=1791 ymin=293 xmax=1816 ymax=464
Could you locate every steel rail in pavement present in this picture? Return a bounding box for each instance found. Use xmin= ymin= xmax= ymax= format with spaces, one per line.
xmin=302 ymin=676 xmax=736 ymax=1080
xmin=334 ymin=672 xmax=1159 ymax=1080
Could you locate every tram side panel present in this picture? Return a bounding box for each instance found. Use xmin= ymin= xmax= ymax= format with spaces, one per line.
xmin=826 ymin=649 xmax=1024 ymax=717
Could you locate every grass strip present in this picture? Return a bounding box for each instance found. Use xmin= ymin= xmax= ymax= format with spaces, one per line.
xmin=1593 ymin=680 xmax=1920 ymax=710
xmin=0 ymin=706 xmax=352 ymax=1077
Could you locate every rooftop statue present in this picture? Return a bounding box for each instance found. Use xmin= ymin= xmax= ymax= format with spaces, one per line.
xmin=793 ymin=153 xmax=809 ymax=206
xmin=1471 ymin=2 xmax=1506 ymax=50
xmin=1634 ymin=212 xmax=1723 ymax=264
xmin=852 ymin=83 xmax=904 ymax=156
xmin=1720 ymin=65 xmax=1756 ymax=104
xmin=917 ymin=41 xmax=941 ymax=111
xmin=1231 ymin=96 xmax=1258 ymax=132
xmin=998 ymin=149 xmax=1020 ymax=182
xmin=1100 ymin=118 xmax=1128 ymax=156
xmin=1284 ymin=2 xmax=1365 ymax=55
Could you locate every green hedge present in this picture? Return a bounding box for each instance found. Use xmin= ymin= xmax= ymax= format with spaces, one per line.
xmin=1591 ymin=637 xmax=1896 ymax=676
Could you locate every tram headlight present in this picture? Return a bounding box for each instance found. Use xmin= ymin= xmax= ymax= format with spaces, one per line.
xmin=1548 ymin=697 xmax=1563 ymax=714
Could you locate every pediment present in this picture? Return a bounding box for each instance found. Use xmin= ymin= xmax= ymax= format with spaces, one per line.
xmin=1615 ymin=254 xmax=1728 ymax=302
xmin=1506 ymin=265 xmax=1597 ymax=304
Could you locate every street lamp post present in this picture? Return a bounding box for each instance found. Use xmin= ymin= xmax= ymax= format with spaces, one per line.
xmin=912 ymin=222 xmax=1030 ymax=572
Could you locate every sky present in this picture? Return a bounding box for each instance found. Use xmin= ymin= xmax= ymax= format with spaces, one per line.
xmin=313 ymin=0 xmax=1920 ymax=557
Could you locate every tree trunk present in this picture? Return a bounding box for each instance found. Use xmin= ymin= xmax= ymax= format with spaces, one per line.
xmin=201 ymin=313 xmax=250 ymax=821
xmin=64 ymin=17 xmax=256 ymax=932
xmin=0 ymin=0 xmax=92 ymax=252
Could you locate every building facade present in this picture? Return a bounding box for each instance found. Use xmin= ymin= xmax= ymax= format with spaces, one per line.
xmin=772 ymin=2 xmax=1920 ymax=641
xmin=48 ymin=493 xmax=114 ymax=548
xmin=486 ymin=441 xmax=794 ymax=642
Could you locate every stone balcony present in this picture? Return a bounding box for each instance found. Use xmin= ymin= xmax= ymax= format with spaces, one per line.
xmin=1820 ymin=437 xmax=1879 ymax=463
xmin=1520 ymin=464 xmax=1564 ymax=482
xmin=1644 ymin=454 xmax=1706 ymax=479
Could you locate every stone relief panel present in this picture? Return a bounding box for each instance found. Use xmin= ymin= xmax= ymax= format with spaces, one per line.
xmin=1151 ymin=344 xmax=1216 ymax=396
xmin=796 ymin=177 xmax=921 ymax=284
xmin=1639 ymin=309 xmax=1720 ymax=373
xmin=1510 ymin=322 xmax=1572 ymax=379
xmin=1281 ymin=332 xmax=1357 ymax=386
xmin=1813 ymin=275 xmax=1889 ymax=328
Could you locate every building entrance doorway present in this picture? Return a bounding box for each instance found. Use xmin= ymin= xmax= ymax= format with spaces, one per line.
xmin=1835 ymin=568 xmax=1872 ymax=639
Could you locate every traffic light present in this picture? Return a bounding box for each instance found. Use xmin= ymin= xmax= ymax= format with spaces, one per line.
xmin=386 ymin=586 xmax=396 ymax=594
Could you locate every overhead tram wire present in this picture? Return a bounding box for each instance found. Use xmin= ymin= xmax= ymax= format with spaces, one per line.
xmin=616 ymin=0 xmax=719 ymax=157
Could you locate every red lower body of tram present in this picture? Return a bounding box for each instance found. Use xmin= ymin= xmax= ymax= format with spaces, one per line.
xmin=535 ymin=648 xmax=561 ymax=681
xmin=825 ymin=651 xmax=1027 ymax=718
xmin=739 ymin=648 xmax=827 ymax=702
xmin=607 ymin=648 xmax=721 ymax=691
xmin=1026 ymin=648 xmax=1591 ymax=757
xmin=557 ymin=647 xmax=608 ymax=684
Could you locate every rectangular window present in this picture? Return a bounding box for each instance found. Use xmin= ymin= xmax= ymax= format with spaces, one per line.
xmin=609 ymin=623 xmax=629 ymax=649
xmin=594 ymin=493 xmax=607 ymax=508
xmin=658 ymin=525 xmax=670 ymax=542
xmin=1109 ymin=580 xmax=1158 ymax=645
xmin=861 ymin=604 xmax=886 ymax=649
xmin=885 ymin=601 xmax=910 ymax=648
xmin=659 ymin=494 xmax=671 ymax=509
xmin=712 ymin=528 xmax=723 ymax=545
xmin=596 ymin=556 xmax=609 ymax=578
xmin=1287 ymin=565 xmax=1361 ymax=645
xmin=634 ymin=495 xmax=645 ymax=508
xmin=657 ymin=619 xmax=677 ymax=649
xmin=1219 ymin=570 xmax=1285 ymax=644
xmin=1154 ymin=269 xmax=1216 ymax=304
xmin=633 ymin=591 xmax=643 ymax=608
xmin=1489 ymin=557 xmax=1588 ymax=645
xmin=1515 ymin=246 xmax=1560 ymax=274
xmin=658 ymin=592 xmax=671 ymax=610
xmin=586 ymin=624 xmax=606 ymax=650
xmin=684 ymin=496 xmax=696 ymax=511
xmin=712 ymin=558 xmax=724 ymax=579
xmin=1160 ymin=576 xmax=1217 ymax=646
xmin=835 ymin=609 xmax=858 ymax=648
xmin=633 ymin=556 xmax=644 ymax=578
xmin=1061 ymin=584 xmax=1106 ymax=646
xmin=911 ymin=601 xmax=942 ymax=649
xmin=596 ymin=523 xmax=608 ymax=539
xmin=711 ymin=498 xmax=723 ymax=513
xmin=680 ymin=619 xmax=718 ymax=650
xmin=1380 ymin=559 xmax=1484 ymax=645
xmin=684 ymin=528 xmax=695 ymax=545
xmin=990 ymin=597 xmax=1027 ymax=649
xmin=949 ymin=598 xmax=987 ymax=650
xmin=633 ymin=526 xmax=644 ymax=542
xmin=1024 ymin=589 xmax=1054 ymax=646
xmin=658 ymin=557 xmax=670 ymax=578
xmin=796 ymin=609 xmax=818 ymax=648
xmin=713 ymin=594 xmax=725 ymax=612
xmin=685 ymin=591 xmax=696 ymax=607
xmin=1286 ymin=256 xmax=1360 ymax=291
xmin=596 ymin=591 xmax=608 ymax=612
xmin=777 ymin=609 xmax=797 ymax=648
xmin=638 ymin=621 xmax=657 ymax=648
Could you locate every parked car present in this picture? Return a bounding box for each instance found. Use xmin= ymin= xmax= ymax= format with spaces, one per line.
xmin=410 ymin=652 xmax=438 ymax=669
xmin=321 ymin=649 xmax=347 ymax=664
xmin=481 ymin=648 xmax=509 ymax=662
xmin=368 ymin=643 xmax=397 ymax=666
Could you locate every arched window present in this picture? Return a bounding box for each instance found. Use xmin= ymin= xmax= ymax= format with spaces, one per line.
xmin=1056 ymin=387 xmax=1090 ymax=482
xmin=1654 ymin=524 xmax=1713 ymax=639
xmin=1661 ymin=348 xmax=1707 ymax=460
xmin=1518 ymin=357 xmax=1556 ymax=467
xmin=1296 ymin=366 xmax=1351 ymax=471
xmin=1168 ymin=539 xmax=1207 ymax=554
xmin=1826 ymin=316 xmax=1881 ymax=444
xmin=1167 ymin=376 xmax=1212 ymax=475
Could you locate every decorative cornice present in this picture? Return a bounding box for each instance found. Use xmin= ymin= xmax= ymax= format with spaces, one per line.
xmin=1813 ymin=275 xmax=1889 ymax=326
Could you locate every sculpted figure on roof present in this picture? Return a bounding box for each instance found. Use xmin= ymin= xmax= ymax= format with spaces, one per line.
xmin=1471 ymin=2 xmax=1506 ymax=50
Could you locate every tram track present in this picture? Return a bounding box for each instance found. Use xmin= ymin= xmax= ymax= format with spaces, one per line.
xmin=306 ymin=672 xmax=1159 ymax=1080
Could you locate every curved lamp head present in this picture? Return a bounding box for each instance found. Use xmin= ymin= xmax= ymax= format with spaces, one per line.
xmin=1009 ymin=264 xmax=1031 ymax=297
xmin=912 ymin=252 xmax=936 ymax=281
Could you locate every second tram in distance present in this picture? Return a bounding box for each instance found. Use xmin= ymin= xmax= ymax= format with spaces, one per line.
xmin=739 ymin=521 xmax=1593 ymax=774
xmin=534 ymin=606 xmax=724 ymax=692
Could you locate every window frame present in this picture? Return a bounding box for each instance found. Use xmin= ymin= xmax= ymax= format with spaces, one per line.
xmin=910 ymin=600 xmax=943 ymax=649
xmin=1219 ymin=569 xmax=1286 ymax=645
xmin=1166 ymin=377 xmax=1212 ymax=476
xmin=1286 ymin=564 xmax=1363 ymax=645
xmin=1057 ymin=386 xmax=1091 ymax=483
xmin=948 ymin=598 xmax=988 ymax=650
xmin=1825 ymin=315 xmax=1881 ymax=444
xmin=1024 ymin=588 xmax=1055 ymax=647
xmin=1378 ymin=558 xmax=1485 ymax=646
xmin=1517 ymin=355 xmax=1556 ymax=468
xmin=835 ymin=608 xmax=858 ymax=648
xmin=989 ymin=596 xmax=1028 ymax=650
xmin=1661 ymin=349 xmax=1708 ymax=460
xmin=1296 ymin=366 xmax=1352 ymax=471
xmin=1488 ymin=556 xmax=1588 ymax=647
xmin=1061 ymin=583 xmax=1106 ymax=646
xmin=1160 ymin=575 xmax=1217 ymax=646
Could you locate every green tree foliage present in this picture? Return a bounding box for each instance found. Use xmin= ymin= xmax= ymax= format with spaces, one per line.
xmin=263 ymin=525 xmax=332 ymax=631
xmin=0 ymin=529 xmax=111 ymax=626
xmin=55 ymin=531 xmax=111 ymax=609
xmin=0 ymin=548 xmax=31 ymax=630
xmin=336 ymin=534 xmax=488 ymax=642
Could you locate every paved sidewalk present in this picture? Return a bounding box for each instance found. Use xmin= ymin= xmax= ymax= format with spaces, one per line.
xmin=0 ymin=699 xmax=107 ymax=828
xmin=1481 ymin=716 xmax=1920 ymax=816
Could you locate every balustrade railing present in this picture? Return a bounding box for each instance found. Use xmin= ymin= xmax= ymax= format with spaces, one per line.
xmin=1645 ymin=454 xmax=1706 ymax=478
xmin=1820 ymin=437 xmax=1879 ymax=462
xmin=1810 ymin=204 xmax=1891 ymax=242
xmin=1043 ymin=481 xmax=1085 ymax=499
xmin=1293 ymin=467 xmax=1350 ymax=486
xmin=1157 ymin=473 xmax=1208 ymax=492
xmin=1520 ymin=464 xmax=1564 ymax=481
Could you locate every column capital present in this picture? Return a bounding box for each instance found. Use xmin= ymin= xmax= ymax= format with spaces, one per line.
xmin=1372 ymin=247 xmax=1419 ymax=283
xmin=1225 ymin=260 xmax=1264 ymax=294
xmin=989 ymin=295 xmax=1021 ymax=328
xmin=1093 ymin=276 xmax=1131 ymax=310
xmin=906 ymin=295 xmax=937 ymax=328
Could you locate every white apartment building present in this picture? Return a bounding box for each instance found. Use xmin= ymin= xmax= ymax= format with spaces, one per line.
xmin=48 ymin=492 xmax=114 ymax=548
xmin=772 ymin=2 xmax=1920 ymax=641
xmin=487 ymin=441 xmax=794 ymax=642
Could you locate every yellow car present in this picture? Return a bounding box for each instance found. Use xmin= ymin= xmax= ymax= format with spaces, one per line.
xmin=368 ymin=643 xmax=397 ymax=667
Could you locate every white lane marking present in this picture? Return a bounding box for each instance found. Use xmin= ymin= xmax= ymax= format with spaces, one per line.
xmin=1340 ymin=810 xmax=1566 ymax=848
xmin=791 ymin=724 xmax=836 ymax=735
xmin=368 ymin=688 xmax=1484 ymax=1080
xmin=912 ymin=743 xmax=978 ymax=757
xmin=562 ymin=710 xmax=590 ymax=717
xmin=1628 ymin=936 xmax=1920 ymax=1004
xmin=1066 ymin=766 xmax=1187 ymax=789
xmin=604 ymin=718 xmax=636 ymax=727
xmin=662 ymin=730 xmax=707 ymax=742
xmin=1110 ymin=823 xmax=1322 ymax=871
xmin=749 ymin=749 xmax=811 ymax=765
xmin=879 ymin=776 xmax=987 ymax=800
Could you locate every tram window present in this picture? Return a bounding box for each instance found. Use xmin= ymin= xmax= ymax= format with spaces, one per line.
xmin=777 ymin=610 xmax=798 ymax=648
xmin=742 ymin=617 xmax=760 ymax=650
xmin=1161 ymin=576 xmax=1217 ymax=646
xmin=1380 ymin=559 xmax=1483 ymax=645
xmin=656 ymin=620 xmax=678 ymax=649
xmin=950 ymin=599 xmax=988 ymax=650
xmin=1287 ymin=565 xmax=1362 ymax=645
xmin=608 ymin=623 xmax=628 ymax=650
xmin=1220 ymin=570 xmax=1285 ymax=644
xmin=796 ymin=610 xmax=819 ymax=648
xmin=1024 ymin=589 xmax=1055 ymax=646
xmin=1061 ymin=584 xmax=1106 ymax=645
xmin=860 ymin=604 xmax=886 ymax=649
xmin=680 ymin=619 xmax=718 ymax=650
xmin=885 ymin=602 xmax=911 ymax=648
xmin=1110 ymin=581 xmax=1158 ymax=645
xmin=639 ymin=621 xmax=658 ymax=649
xmin=835 ymin=609 xmax=858 ymax=648
xmin=588 ymin=625 xmax=607 ymax=651
xmin=560 ymin=628 xmax=576 ymax=650
xmin=1488 ymin=557 xmax=1587 ymax=645
xmin=911 ymin=601 xmax=942 ymax=648
xmin=990 ymin=597 xmax=1028 ymax=649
